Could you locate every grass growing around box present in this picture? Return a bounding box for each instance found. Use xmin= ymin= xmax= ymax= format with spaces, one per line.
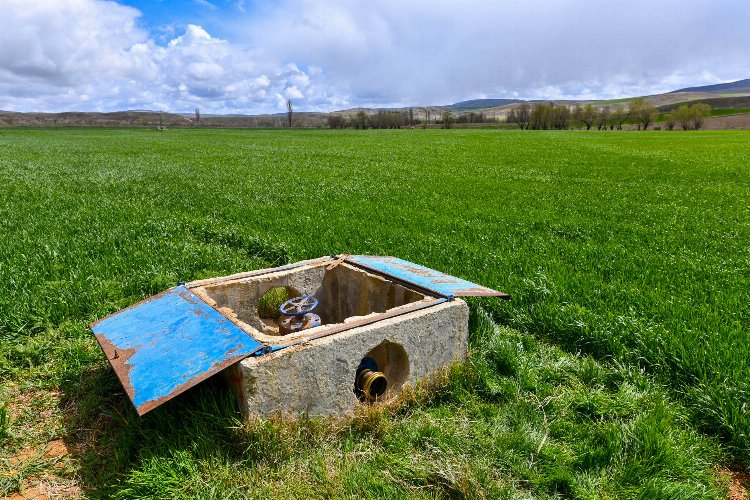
xmin=1 ymin=309 xmax=726 ymax=498
xmin=0 ymin=128 xmax=748 ymax=496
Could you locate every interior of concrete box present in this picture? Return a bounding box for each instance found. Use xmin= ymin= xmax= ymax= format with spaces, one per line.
xmin=195 ymin=263 xmax=427 ymax=339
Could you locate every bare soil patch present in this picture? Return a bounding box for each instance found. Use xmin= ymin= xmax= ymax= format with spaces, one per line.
xmin=6 ymin=477 xmax=81 ymax=499
xmin=724 ymin=469 xmax=750 ymax=500
xmin=703 ymin=114 xmax=750 ymax=130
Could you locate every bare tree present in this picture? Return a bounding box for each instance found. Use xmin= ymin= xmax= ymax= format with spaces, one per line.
xmin=195 ymin=107 xmax=200 ymax=126
xmin=574 ymin=104 xmax=597 ymax=130
xmin=691 ymin=103 xmax=711 ymax=130
xmin=628 ymin=98 xmax=658 ymax=130
xmin=508 ymin=102 xmax=531 ymax=129
xmin=355 ymin=110 xmax=368 ymax=129
xmin=612 ymin=106 xmax=627 ymax=130
xmin=552 ymin=105 xmax=571 ymax=129
xmin=408 ymin=108 xmax=414 ymax=127
xmin=675 ymin=104 xmax=693 ymax=130
xmin=326 ymin=114 xmax=347 ymax=129
xmin=597 ymin=106 xmax=610 ymax=130
xmin=286 ymin=99 xmax=293 ymax=127
xmin=442 ymin=111 xmax=455 ymax=129
xmin=665 ymin=109 xmax=677 ymax=130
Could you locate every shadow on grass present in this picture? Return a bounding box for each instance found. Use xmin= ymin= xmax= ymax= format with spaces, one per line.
xmin=59 ymin=364 xmax=245 ymax=498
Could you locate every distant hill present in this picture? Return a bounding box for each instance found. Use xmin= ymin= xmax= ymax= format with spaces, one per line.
xmin=447 ymin=98 xmax=522 ymax=110
xmin=4 ymin=77 xmax=750 ymax=129
xmin=670 ymin=78 xmax=750 ymax=94
xmin=0 ymin=109 xmax=328 ymax=128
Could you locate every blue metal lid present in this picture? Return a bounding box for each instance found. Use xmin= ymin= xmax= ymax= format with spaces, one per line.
xmin=91 ymin=286 xmax=263 ymax=415
xmin=346 ymin=255 xmax=509 ymax=299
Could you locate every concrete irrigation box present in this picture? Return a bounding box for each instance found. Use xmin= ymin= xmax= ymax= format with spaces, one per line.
xmin=90 ymin=255 xmax=508 ymax=417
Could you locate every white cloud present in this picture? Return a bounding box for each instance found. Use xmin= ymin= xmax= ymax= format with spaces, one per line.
xmin=284 ymin=86 xmax=304 ymax=99
xmin=0 ymin=0 xmax=749 ymax=112
xmin=0 ymin=0 xmax=340 ymax=113
xmin=0 ymin=0 xmax=147 ymax=86
xmin=193 ymin=0 xmax=218 ymax=11
xmin=236 ymin=0 xmax=750 ymax=106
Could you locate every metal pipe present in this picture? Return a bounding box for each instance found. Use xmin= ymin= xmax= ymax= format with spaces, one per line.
xmin=356 ymin=369 xmax=387 ymax=401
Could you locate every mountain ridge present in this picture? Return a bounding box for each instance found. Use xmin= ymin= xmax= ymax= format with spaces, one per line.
xmin=669 ymin=78 xmax=750 ymax=94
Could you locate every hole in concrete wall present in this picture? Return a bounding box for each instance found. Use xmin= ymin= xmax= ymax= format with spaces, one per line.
xmin=355 ymin=340 xmax=409 ymax=402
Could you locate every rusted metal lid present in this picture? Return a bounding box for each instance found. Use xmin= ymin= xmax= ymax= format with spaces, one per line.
xmin=345 ymin=255 xmax=510 ymax=299
xmin=90 ymin=285 xmax=264 ymax=415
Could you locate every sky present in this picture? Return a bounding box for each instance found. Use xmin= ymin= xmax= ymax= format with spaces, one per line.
xmin=0 ymin=0 xmax=749 ymax=114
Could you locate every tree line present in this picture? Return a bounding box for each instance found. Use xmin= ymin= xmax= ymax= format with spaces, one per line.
xmin=326 ymin=109 xmax=501 ymax=129
xmin=324 ymin=99 xmax=713 ymax=131
xmin=328 ymin=110 xmax=411 ymax=129
xmin=508 ymin=99 xmax=711 ymax=131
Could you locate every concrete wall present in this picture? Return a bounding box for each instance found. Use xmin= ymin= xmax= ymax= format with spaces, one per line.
xmin=194 ymin=262 xmax=425 ymax=340
xmin=227 ymin=299 xmax=469 ymax=417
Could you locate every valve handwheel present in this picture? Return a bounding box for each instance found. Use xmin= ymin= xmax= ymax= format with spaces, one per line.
xmin=279 ymin=295 xmax=318 ymax=316
xmin=277 ymin=295 xmax=321 ymax=335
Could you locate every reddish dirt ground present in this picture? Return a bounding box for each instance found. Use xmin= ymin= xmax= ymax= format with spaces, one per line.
xmin=7 ymin=440 xmax=81 ymax=499
xmin=722 ymin=469 xmax=750 ymax=500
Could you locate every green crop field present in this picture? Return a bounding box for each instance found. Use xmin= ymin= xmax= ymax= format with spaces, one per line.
xmin=657 ymin=108 xmax=750 ymax=122
xmin=1 ymin=128 xmax=748 ymax=498
xmin=709 ymin=108 xmax=750 ymax=117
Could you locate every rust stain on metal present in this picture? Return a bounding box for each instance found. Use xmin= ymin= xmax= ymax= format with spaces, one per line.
xmin=326 ymin=253 xmax=350 ymax=271
xmin=179 ymin=290 xmax=200 ymax=304
xmin=93 ymin=332 xmax=139 ymax=405
xmin=454 ymin=288 xmax=510 ymax=297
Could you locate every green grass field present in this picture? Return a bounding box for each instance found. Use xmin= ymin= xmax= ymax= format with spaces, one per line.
xmin=708 ymin=108 xmax=750 ymax=116
xmin=1 ymin=128 xmax=748 ymax=498
xmin=657 ymin=108 xmax=750 ymax=123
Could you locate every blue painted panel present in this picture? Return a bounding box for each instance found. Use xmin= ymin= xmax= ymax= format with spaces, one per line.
xmin=91 ymin=286 xmax=263 ymax=415
xmin=347 ymin=256 xmax=509 ymax=299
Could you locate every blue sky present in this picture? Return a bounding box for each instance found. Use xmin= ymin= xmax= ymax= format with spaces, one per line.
xmin=117 ymin=0 xmax=243 ymax=41
xmin=0 ymin=0 xmax=748 ymax=114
